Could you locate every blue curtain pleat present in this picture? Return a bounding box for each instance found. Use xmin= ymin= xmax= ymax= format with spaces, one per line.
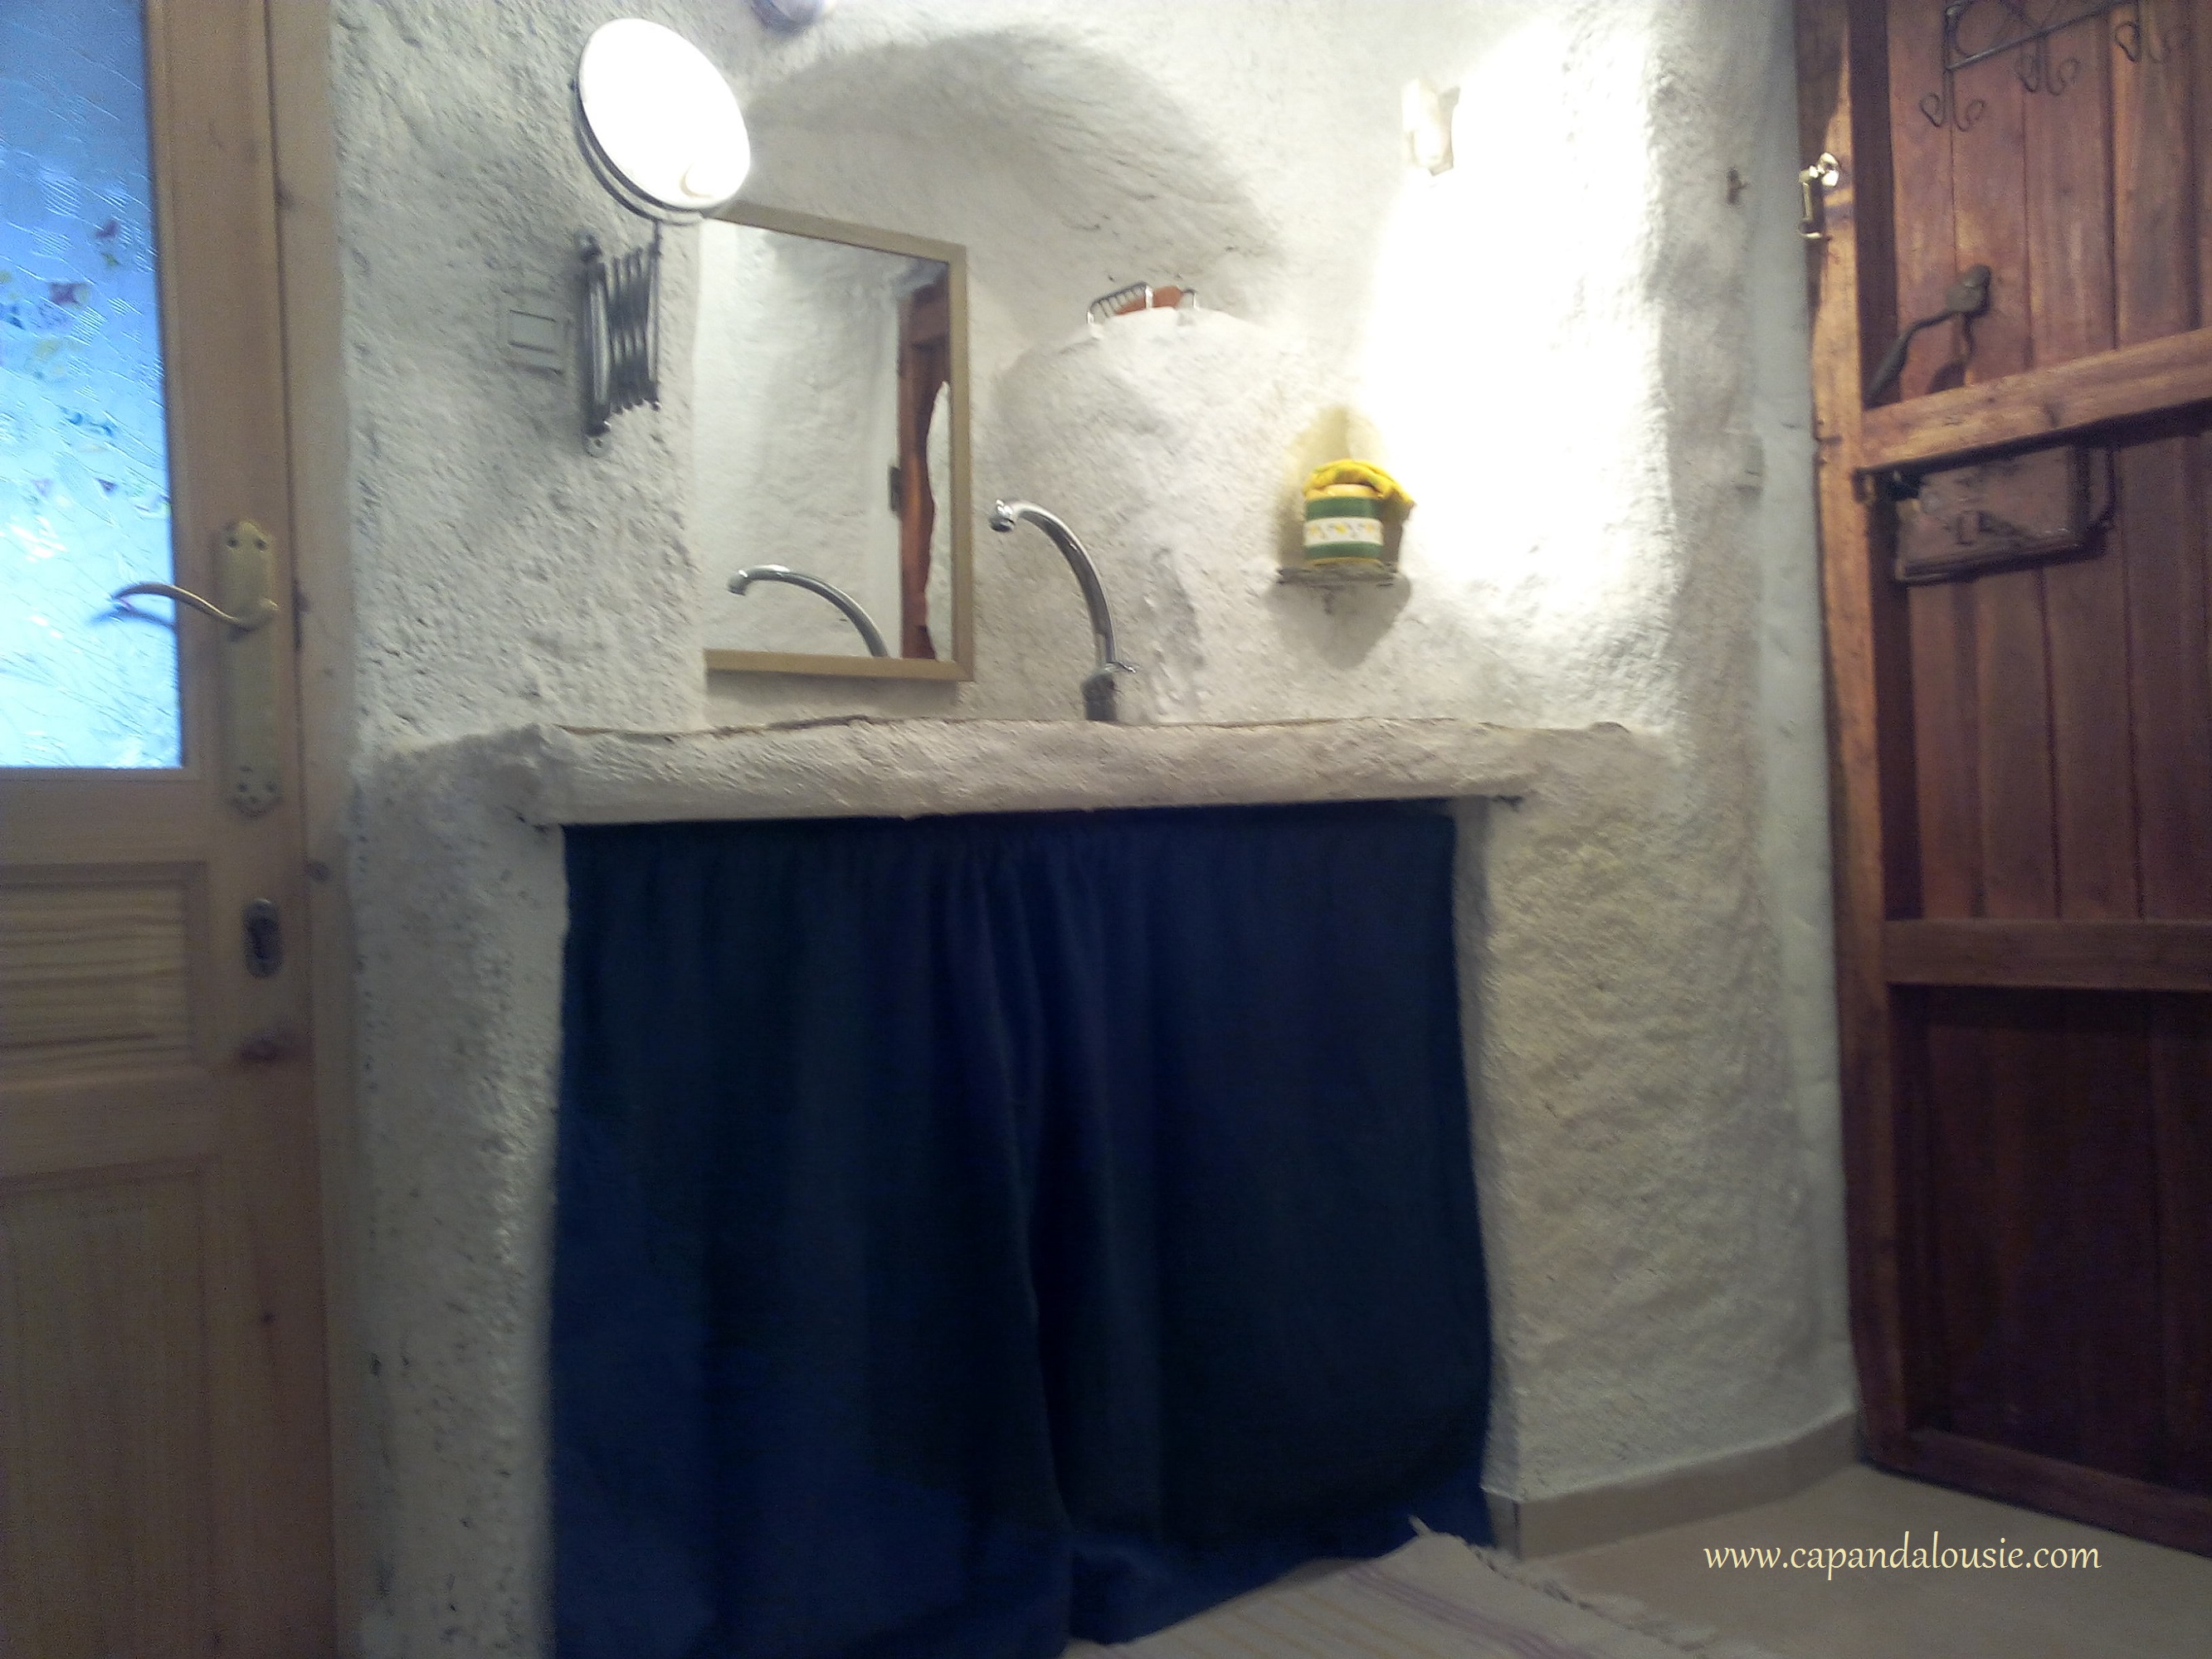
xmin=553 ymin=803 xmax=1491 ymax=1658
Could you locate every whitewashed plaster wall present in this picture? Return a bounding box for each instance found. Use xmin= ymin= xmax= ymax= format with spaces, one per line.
xmin=331 ymin=1 xmax=1852 ymax=1652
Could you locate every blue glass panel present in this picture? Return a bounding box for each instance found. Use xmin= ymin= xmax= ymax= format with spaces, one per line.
xmin=0 ymin=0 xmax=179 ymax=768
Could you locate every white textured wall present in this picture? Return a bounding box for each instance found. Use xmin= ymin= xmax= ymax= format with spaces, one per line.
xmin=330 ymin=2 xmax=1852 ymax=1652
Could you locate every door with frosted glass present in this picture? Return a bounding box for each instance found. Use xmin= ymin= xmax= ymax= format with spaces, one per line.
xmin=0 ymin=1 xmax=334 ymax=1652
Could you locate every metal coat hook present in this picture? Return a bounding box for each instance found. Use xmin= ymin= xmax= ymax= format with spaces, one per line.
xmin=1799 ymin=153 xmax=1839 ymax=241
xmin=1921 ymin=0 xmax=2163 ymax=130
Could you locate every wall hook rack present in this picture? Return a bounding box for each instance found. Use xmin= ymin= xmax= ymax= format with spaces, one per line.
xmin=1920 ymin=0 xmax=2159 ymax=131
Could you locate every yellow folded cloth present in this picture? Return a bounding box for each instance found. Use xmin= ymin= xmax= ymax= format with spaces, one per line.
xmin=1302 ymin=459 xmax=1414 ymax=518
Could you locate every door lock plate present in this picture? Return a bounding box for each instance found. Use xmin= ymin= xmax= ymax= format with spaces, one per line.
xmin=1891 ymin=445 xmax=2100 ymax=583
xmin=243 ymin=898 xmax=282 ymax=978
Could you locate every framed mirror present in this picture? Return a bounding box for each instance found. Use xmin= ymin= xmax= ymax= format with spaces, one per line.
xmin=696 ymin=203 xmax=972 ymax=679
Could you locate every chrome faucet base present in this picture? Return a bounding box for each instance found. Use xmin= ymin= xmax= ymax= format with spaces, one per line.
xmin=1081 ymin=670 xmax=1119 ymax=723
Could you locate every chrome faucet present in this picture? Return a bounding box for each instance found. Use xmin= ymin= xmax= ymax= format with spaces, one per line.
xmin=728 ymin=565 xmax=889 ymax=658
xmin=989 ymin=500 xmax=1134 ymax=722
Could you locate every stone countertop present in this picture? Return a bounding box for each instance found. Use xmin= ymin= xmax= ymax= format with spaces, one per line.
xmin=466 ymin=716 xmax=1654 ymax=826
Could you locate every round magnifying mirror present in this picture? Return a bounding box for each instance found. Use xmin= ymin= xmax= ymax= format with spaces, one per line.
xmin=575 ymin=19 xmax=749 ymax=222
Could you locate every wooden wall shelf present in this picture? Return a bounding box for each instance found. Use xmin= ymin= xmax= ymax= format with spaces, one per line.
xmin=1276 ymin=563 xmax=1399 ymax=589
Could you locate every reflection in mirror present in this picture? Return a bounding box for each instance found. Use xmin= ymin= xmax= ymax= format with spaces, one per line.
xmin=729 ymin=564 xmax=888 ymax=656
xmin=696 ymin=210 xmax=968 ymax=678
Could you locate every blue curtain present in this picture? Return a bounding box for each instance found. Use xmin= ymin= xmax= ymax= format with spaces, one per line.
xmin=554 ymin=803 xmax=1491 ymax=1659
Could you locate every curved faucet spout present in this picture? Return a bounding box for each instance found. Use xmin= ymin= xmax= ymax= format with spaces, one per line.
xmin=990 ymin=499 xmax=1133 ymax=722
xmin=728 ymin=565 xmax=889 ymax=658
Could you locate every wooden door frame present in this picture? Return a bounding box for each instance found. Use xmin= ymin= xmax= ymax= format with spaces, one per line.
xmin=266 ymin=2 xmax=368 ymax=1647
xmin=1802 ymin=0 xmax=2212 ymax=1554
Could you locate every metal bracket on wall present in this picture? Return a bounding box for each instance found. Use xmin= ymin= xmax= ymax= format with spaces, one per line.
xmin=579 ymin=227 xmax=661 ymax=457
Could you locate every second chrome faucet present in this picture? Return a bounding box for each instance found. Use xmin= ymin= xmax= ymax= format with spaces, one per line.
xmin=990 ymin=499 xmax=1134 ymax=722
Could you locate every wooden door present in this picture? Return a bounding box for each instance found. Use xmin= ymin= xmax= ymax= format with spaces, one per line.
xmin=1804 ymin=0 xmax=2212 ymax=1553
xmin=895 ymin=274 xmax=951 ymax=660
xmin=0 ymin=1 xmax=335 ymax=1652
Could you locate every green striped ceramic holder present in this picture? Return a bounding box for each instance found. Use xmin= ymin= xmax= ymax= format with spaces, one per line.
xmin=1303 ymin=492 xmax=1388 ymax=567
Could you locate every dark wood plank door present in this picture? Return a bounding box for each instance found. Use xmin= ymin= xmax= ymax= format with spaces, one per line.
xmin=1804 ymin=0 xmax=2212 ymax=1553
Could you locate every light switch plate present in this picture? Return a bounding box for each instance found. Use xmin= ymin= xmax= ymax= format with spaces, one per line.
xmin=500 ymin=286 xmax=568 ymax=374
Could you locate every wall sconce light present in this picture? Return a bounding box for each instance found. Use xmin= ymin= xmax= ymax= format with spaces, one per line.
xmin=1402 ymin=79 xmax=1459 ymax=175
xmin=572 ymin=18 xmax=750 ymax=455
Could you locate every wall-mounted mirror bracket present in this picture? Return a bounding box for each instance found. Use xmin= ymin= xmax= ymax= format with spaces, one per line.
xmin=578 ymin=229 xmax=660 ymax=457
xmin=569 ymin=19 xmax=748 ymax=456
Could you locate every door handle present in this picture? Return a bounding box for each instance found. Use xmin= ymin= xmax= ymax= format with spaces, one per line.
xmin=111 ymin=521 xmax=284 ymax=815
xmin=1866 ymin=265 xmax=1992 ymax=402
xmin=110 ymin=580 xmax=276 ymax=633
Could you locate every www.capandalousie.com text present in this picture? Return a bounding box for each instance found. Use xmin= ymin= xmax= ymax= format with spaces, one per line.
xmin=1703 ymin=1534 xmax=2099 ymax=1579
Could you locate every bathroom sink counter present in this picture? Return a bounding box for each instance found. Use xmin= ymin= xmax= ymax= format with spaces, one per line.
xmin=482 ymin=716 xmax=1660 ymax=825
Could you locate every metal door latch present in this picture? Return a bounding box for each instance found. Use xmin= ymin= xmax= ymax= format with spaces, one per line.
xmin=1798 ymin=153 xmax=1840 ymax=241
xmin=1868 ymin=265 xmax=1992 ymax=401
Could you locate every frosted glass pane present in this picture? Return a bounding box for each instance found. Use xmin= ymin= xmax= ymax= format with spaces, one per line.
xmin=0 ymin=0 xmax=179 ymax=768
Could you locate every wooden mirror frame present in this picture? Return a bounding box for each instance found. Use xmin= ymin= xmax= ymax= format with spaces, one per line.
xmin=700 ymin=203 xmax=972 ymax=681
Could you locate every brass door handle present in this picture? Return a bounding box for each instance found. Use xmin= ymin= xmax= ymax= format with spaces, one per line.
xmin=110 ymin=580 xmax=278 ymax=633
xmin=114 ymin=521 xmax=285 ymax=816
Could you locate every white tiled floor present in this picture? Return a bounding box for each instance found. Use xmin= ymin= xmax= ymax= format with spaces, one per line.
xmin=1542 ymin=1464 xmax=2212 ymax=1659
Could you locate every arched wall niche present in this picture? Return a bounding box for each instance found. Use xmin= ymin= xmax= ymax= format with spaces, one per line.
xmin=736 ymin=28 xmax=1282 ymax=349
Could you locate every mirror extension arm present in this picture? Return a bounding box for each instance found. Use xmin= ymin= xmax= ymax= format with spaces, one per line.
xmin=728 ymin=566 xmax=889 ymax=658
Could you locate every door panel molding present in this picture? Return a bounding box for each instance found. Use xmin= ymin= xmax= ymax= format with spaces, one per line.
xmin=1805 ymin=0 xmax=1919 ymax=1457
xmin=265 ymin=0 xmax=368 ymax=1639
xmin=1907 ymin=1429 xmax=2212 ymax=1556
xmin=1888 ymin=919 xmax=2212 ymax=990
xmin=1861 ymin=324 xmax=2212 ymax=470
